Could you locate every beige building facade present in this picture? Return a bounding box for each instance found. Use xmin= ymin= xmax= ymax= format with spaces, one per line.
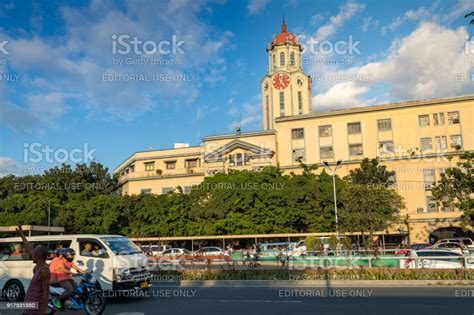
xmin=115 ymin=22 xmax=473 ymax=243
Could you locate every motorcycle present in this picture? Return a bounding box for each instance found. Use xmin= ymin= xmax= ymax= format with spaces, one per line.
xmin=47 ymin=273 xmax=106 ymax=315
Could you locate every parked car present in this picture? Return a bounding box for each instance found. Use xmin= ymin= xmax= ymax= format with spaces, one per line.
xmin=410 ymin=243 xmax=431 ymax=250
xmin=403 ymin=249 xmax=473 ymax=269
xmin=160 ymin=248 xmax=189 ymax=258
xmin=290 ymin=240 xmax=307 ymax=256
xmin=433 ymin=238 xmax=474 ymax=250
xmin=429 ymin=241 xmax=469 ymax=255
xmin=149 ymin=244 xmax=171 ymax=256
xmin=194 ymin=246 xmax=226 ymax=256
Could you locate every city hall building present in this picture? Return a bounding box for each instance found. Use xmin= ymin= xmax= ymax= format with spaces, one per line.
xmin=115 ymin=22 xmax=473 ymax=244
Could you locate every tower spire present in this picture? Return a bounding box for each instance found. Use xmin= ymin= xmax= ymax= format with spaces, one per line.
xmin=281 ymin=14 xmax=287 ymax=33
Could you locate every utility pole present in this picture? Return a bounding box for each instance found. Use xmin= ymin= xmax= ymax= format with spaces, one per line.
xmin=48 ymin=200 xmax=51 ymax=235
xmin=323 ymin=160 xmax=343 ymax=239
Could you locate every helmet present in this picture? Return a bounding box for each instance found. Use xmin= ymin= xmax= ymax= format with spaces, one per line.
xmin=59 ymin=248 xmax=76 ymax=262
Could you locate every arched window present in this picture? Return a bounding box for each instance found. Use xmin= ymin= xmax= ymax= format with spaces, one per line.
xmin=290 ymin=52 xmax=295 ymax=66
xmin=280 ymin=52 xmax=285 ymax=66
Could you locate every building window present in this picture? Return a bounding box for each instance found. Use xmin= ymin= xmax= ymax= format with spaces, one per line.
xmin=291 ymin=128 xmax=304 ymax=139
xmin=292 ymin=148 xmax=305 ymax=163
xmin=229 ymin=153 xmax=246 ymax=166
xmin=433 ymin=113 xmax=445 ymax=126
xmin=165 ymin=161 xmax=176 ymax=169
xmin=272 ymin=54 xmax=276 ymax=67
xmin=377 ymin=119 xmax=392 ymax=131
xmin=297 ymin=91 xmax=303 ymax=115
xmin=450 ymin=135 xmax=462 ymax=149
xmin=434 ymin=136 xmax=447 ymax=151
xmin=280 ymin=52 xmax=285 ymax=66
xmin=426 ymin=196 xmax=438 ymax=213
xmin=144 ymin=162 xmax=154 ymax=171
xmin=290 ymin=52 xmax=295 ymax=66
xmin=347 ymin=122 xmax=361 ymax=135
xmin=378 ymin=141 xmax=394 ymax=153
xmin=162 ymin=187 xmax=173 ymax=194
xmin=236 ymin=153 xmax=244 ymax=166
xmin=319 ymin=125 xmax=332 ymax=137
xmin=349 ymin=144 xmax=363 ymax=156
xmin=448 ymin=111 xmax=460 ymax=124
xmin=279 ymin=92 xmax=285 ymax=116
xmin=418 ymin=115 xmax=430 ymax=127
xmin=185 ymin=159 xmax=198 ymax=168
xmin=423 ymin=168 xmax=435 ymax=190
xmin=420 ymin=137 xmax=432 ymax=151
xmin=320 ymin=146 xmax=334 ymax=159
xmin=140 ymin=188 xmax=152 ymax=194
xmin=265 ymin=95 xmax=270 ymax=128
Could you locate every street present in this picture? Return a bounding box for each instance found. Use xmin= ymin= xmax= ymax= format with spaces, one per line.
xmin=2 ymin=281 xmax=473 ymax=314
xmin=102 ymin=281 xmax=473 ymax=315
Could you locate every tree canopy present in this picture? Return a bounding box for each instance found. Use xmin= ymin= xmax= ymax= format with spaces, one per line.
xmin=0 ymin=159 xmax=406 ymax=238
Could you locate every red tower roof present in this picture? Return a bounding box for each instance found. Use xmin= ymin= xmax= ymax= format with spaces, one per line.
xmin=271 ymin=18 xmax=298 ymax=46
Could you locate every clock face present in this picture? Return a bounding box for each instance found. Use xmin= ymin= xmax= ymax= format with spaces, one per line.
xmin=272 ymin=72 xmax=290 ymax=90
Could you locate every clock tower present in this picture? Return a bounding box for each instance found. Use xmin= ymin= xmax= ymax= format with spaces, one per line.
xmin=261 ymin=18 xmax=313 ymax=130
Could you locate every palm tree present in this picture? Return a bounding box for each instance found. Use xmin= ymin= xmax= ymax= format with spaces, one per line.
xmin=465 ymin=12 xmax=474 ymax=26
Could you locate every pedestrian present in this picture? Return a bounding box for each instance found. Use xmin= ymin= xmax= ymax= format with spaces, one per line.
xmin=16 ymin=225 xmax=50 ymax=315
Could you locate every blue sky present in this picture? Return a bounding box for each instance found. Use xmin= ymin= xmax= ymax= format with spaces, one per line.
xmin=0 ymin=0 xmax=473 ymax=175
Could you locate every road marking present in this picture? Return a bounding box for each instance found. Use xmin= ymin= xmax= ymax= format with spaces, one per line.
xmin=199 ymin=299 xmax=302 ymax=303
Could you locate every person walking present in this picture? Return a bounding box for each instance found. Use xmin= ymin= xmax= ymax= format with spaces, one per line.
xmin=16 ymin=225 xmax=50 ymax=315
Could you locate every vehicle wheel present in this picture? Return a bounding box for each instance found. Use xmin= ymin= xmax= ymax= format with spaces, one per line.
xmin=46 ymin=301 xmax=56 ymax=315
xmin=85 ymin=291 xmax=106 ymax=315
xmin=3 ymin=280 xmax=25 ymax=301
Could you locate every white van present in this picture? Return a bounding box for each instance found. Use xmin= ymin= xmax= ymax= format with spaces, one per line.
xmin=0 ymin=234 xmax=151 ymax=301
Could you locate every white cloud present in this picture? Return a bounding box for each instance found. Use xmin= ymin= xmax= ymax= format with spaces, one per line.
xmin=0 ymin=157 xmax=21 ymax=177
xmin=381 ymin=7 xmax=432 ymax=34
xmin=1 ymin=0 xmax=233 ymax=132
xmin=361 ymin=16 xmax=379 ymax=32
xmin=313 ymin=22 xmax=474 ymax=110
xmin=247 ymin=0 xmax=270 ymax=15
xmin=314 ymin=0 xmax=365 ymax=41
xmin=314 ymin=81 xmax=369 ymax=110
xmin=228 ymin=96 xmax=262 ymax=131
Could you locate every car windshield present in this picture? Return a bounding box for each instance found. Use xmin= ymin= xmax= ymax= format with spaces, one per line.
xmin=101 ymin=237 xmax=141 ymax=255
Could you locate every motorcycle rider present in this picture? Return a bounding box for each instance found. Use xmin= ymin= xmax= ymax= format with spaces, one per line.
xmin=50 ymin=248 xmax=86 ymax=309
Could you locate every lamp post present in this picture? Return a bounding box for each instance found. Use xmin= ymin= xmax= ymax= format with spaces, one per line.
xmin=47 ymin=200 xmax=51 ymax=235
xmin=323 ymin=160 xmax=342 ymax=239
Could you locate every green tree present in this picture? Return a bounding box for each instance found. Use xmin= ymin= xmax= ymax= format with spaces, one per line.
xmin=339 ymin=184 xmax=404 ymax=243
xmin=304 ymin=235 xmax=317 ymax=251
xmin=345 ymin=158 xmax=395 ymax=186
xmin=432 ymin=152 xmax=473 ymax=230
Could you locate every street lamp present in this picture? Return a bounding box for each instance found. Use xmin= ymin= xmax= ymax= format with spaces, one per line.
xmin=323 ymin=160 xmax=342 ymax=239
xmin=47 ymin=200 xmax=51 ymax=235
